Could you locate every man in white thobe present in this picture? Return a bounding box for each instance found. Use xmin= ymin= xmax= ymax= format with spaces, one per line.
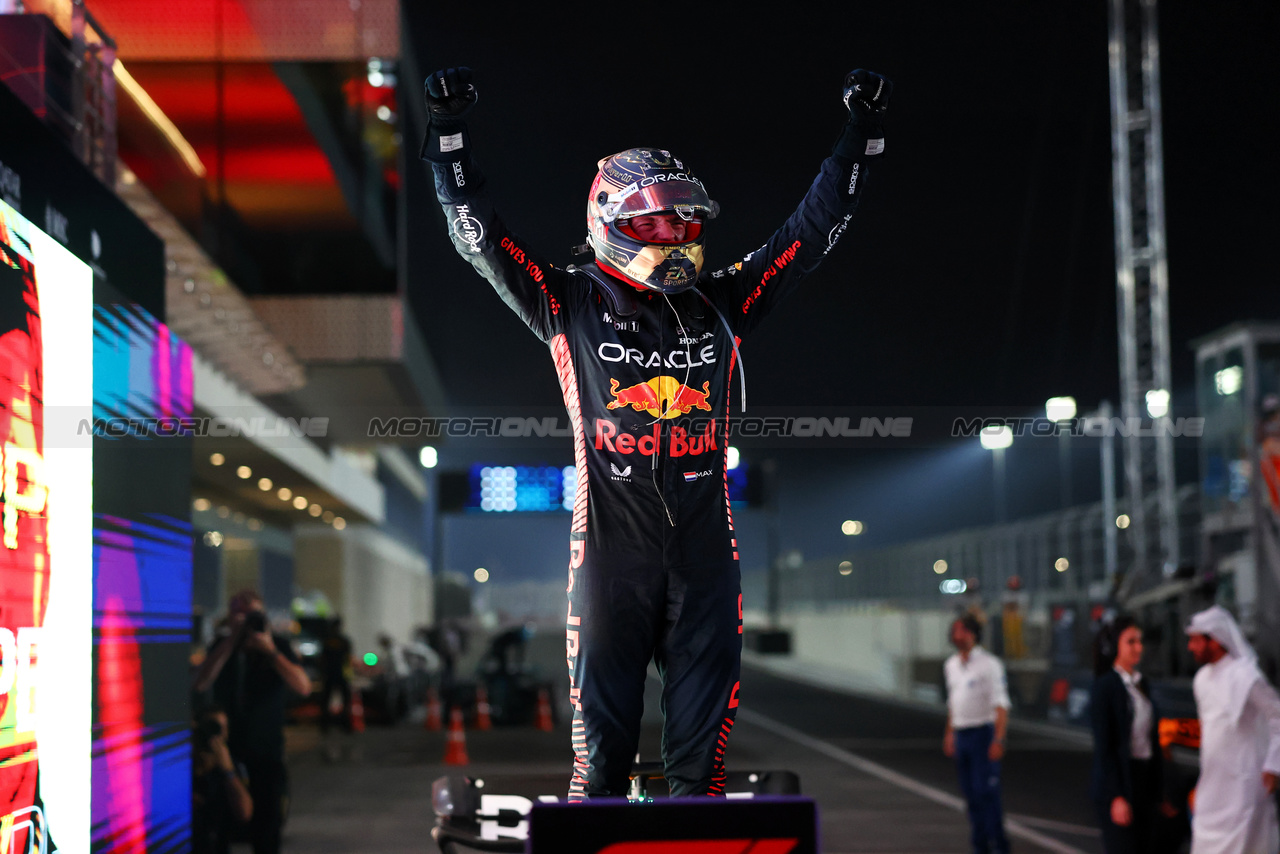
xmin=1186 ymin=605 xmax=1280 ymax=854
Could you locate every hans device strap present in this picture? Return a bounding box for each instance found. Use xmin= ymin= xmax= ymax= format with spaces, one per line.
xmin=569 ymin=262 xmax=639 ymax=319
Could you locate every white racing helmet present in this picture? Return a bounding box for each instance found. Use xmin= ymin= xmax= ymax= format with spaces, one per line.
xmin=586 ymin=147 xmax=719 ymax=294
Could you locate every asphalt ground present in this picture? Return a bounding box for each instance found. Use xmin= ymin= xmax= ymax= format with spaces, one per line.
xmin=273 ymin=649 xmax=1126 ymax=854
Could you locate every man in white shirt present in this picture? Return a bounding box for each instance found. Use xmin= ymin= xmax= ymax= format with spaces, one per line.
xmin=944 ymin=614 xmax=1012 ymax=854
xmin=1185 ymin=605 xmax=1280 ymax=854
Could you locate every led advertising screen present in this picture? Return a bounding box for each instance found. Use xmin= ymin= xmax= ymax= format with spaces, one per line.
xmin=90 ymin=294 xmax=194 ymax=854
xmin=3 ymin=74 xmax=188 ymax=853
xmin=2 ymin=203 xmax=193 ymax=854
xmin=462 ymin=463 xmax=752 ymax=512
xmin=1 ymin=197 xmax=94 ymax=853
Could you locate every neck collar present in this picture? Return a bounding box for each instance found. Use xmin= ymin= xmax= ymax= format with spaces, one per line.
xmin=570 ymin=262 xmax=640 ymax=319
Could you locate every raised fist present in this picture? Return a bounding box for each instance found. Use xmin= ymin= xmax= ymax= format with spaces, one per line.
xmin=425 ymin=66 xmax=478 ymax=124
xmin=842 ymin=69 xmax=892 ymax=122
xmin=834 ymin=68 xmax=891 ymax=161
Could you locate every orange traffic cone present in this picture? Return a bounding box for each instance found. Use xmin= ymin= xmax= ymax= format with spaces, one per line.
xmin=535 ymin=687 xmax=554 ymax=732
xmin=350 ymin=689 xmax=366 ymax=733
xmin=475 ymin=685 xmax=493 ymax=731
xmin=443 ymin=707 xmax=469 ymax=765
xmin=424 ymin=686 xmax=442 ymax=731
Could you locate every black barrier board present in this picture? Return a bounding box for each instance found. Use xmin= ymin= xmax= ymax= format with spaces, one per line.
xmin=528 ymin=796 xmax=818 ymax=853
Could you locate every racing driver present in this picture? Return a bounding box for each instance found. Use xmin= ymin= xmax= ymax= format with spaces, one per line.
xmin=422 ymin=65 xmax=891 ymax=799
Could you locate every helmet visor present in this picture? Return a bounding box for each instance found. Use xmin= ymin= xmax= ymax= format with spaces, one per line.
xmin=616 ymin=213 xmax=704 ymax=244
xmin=599 ymin=178 xmax=716 ymax=223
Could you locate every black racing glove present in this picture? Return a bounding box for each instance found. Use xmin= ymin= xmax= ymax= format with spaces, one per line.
xmin=425 ymin=66 xmax=478 ymax=124
xmin=421 ymin=66 xmax=478 ymax=164
xmin=833 ymin=69 xmax=892 ymax=162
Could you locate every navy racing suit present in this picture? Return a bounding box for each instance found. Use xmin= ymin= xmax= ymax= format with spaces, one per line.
xmin=427 ymin=142 xmax=871 ymax=799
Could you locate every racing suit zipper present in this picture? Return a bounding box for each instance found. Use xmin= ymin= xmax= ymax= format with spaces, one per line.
xmin=650 ymin=293 xmax=698 ymax=528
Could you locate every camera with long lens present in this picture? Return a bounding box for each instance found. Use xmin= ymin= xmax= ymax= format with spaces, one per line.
xmin=244 ymin=611 xmax=267 ymax=634
xmin=194 ymin=716 xmax=224 ymax=751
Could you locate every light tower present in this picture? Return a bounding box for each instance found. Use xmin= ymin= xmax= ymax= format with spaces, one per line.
xmin=1108 ymin=0 xmax=1178 ymax=592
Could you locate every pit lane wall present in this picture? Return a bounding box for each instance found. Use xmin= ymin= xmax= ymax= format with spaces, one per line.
xmin=745 ymin=604 xmax=1078 ymax=728
xmin=472 ymin=576 xmax=1110 ymax=728
xmin=743 ymin=605 xmax=958 ymax=702
xmin=469 ymin=578 xmax=976 ymax=710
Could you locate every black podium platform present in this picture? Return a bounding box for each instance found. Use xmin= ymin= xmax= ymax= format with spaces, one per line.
xmin=528 ymin=796 xmax=818 ymax=853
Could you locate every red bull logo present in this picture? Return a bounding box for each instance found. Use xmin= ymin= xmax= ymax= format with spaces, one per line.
xmin=607 ymin=376 xmax=712 ymax=420
xmin=594 ymin=418 xmax=718 ymax=458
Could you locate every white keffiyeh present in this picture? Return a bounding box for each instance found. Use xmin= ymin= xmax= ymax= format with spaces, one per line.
xmin=1186 ymin=605 xmax=1259 ymax=725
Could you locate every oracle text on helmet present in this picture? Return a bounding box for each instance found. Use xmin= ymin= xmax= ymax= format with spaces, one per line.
xmin=635 ymin=172 xmax=708 ymax=192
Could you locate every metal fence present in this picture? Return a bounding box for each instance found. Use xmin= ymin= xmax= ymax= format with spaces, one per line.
xmin=744 ymin=485 xmax=1202 ymax=615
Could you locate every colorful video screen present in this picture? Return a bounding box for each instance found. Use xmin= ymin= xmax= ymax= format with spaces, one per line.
xmin=1 ymin=198 xmax=95 ymax=853
xmin=2 ymin=197 xmax=194 ymax=853
xmin=91 ymin=295 xmax=194 ymax=854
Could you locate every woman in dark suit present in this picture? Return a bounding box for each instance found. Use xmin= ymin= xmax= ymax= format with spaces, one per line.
xmin=1090 ymin=614 xmax=1165 ymax=853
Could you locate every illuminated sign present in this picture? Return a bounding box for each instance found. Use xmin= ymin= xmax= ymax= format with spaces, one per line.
xmin=90 ymin=295 xmax=194 ymax=854
xmin=1 ymin=196 xmax=193 ymax=854
xmin=2 ymin=80 xmax=189 ymax=851
xmin=2 ymin=197 xmax=94 ymax=854
xmin=466 ymin=463 xmax=751 ymax=512
xmin=469 ymin=465 xmax=576 ymax=512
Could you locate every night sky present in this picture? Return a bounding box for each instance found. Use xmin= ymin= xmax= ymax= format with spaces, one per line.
xmin=406 ymin=2 xmax=1277 ymax=406
xmin=400 ymin=2 xmax=1280 ymax=558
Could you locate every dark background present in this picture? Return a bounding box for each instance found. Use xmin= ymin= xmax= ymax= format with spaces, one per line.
xmin=404 ymin=2 xmax=1278 ymax=411
xmin=398 ymin=2 xmax=1279 ymax=567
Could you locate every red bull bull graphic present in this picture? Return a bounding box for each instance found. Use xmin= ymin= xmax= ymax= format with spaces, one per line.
xmin=606 ymin=376 xmax=712 ymax=419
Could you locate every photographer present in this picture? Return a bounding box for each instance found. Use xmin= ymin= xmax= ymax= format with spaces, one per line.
xmin=194 ymin=590 xmax=310 ymax=854
xmin=192 ymin=705 xmax=253 ymax=854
